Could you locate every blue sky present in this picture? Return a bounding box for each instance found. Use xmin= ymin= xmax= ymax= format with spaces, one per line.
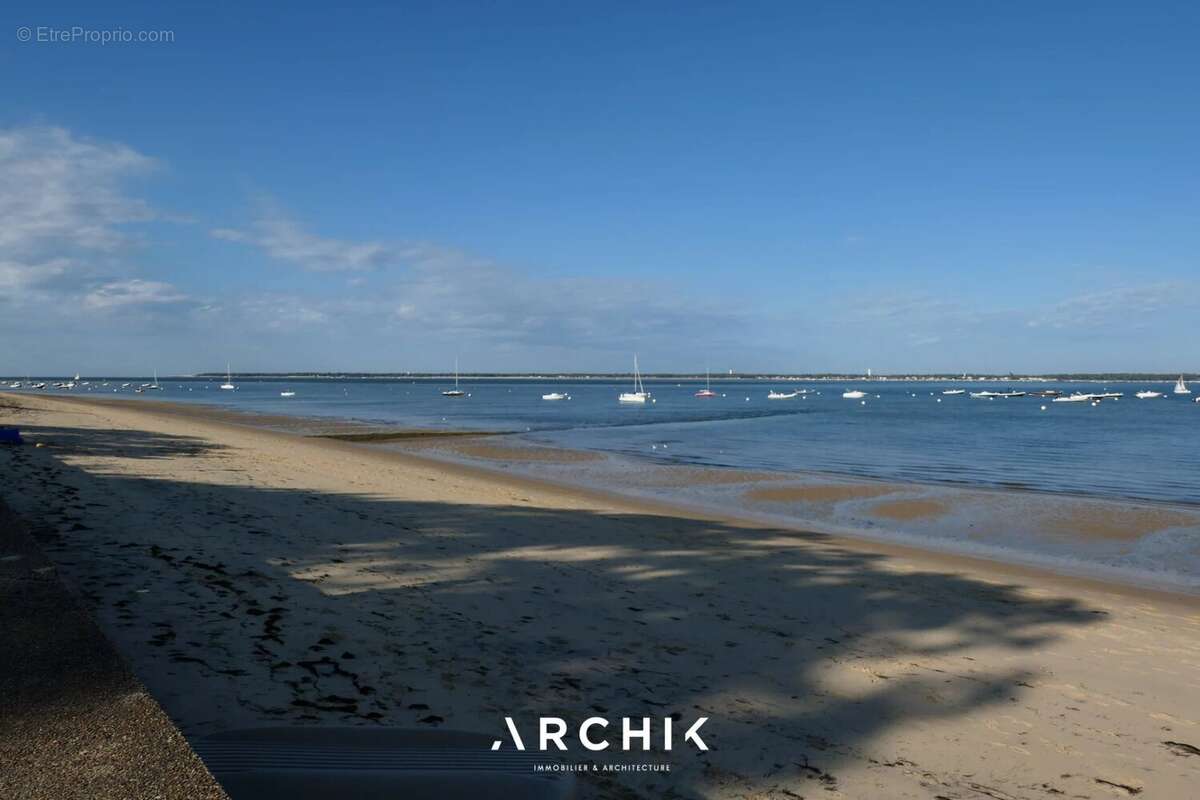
xmin=2 ymin=1 xmax=1198 ymax=374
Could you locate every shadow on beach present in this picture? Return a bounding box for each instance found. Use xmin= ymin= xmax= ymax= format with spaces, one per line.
xmin=0 ymin=421 xmax=1107 ymax=798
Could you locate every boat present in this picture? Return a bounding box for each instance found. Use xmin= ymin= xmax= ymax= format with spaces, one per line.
xmin=541 ymin=392 xmax=569 ymax=401
xmin=279 ymin=391 xmax=296 ymax=398
xmin=1028 ymin=389 xmax=1062 ymax=398
xmin=969 ymin=391 xmax=1001 ymax=398
xmin=618 ymin=355 xmax=652 ymax=404
xmin=695 ymin=368 xmax=717 ymax=398
xmin=941 ymin=389 xmax=966 ymax=395
xmin=997 ymin=391 xmax=1026 ymax=398
xmin=1052 ymin=393 xmax=1092 ymax=403
xmin=1136 ymin=390 xmax=1163 ymax=399
xmin=1091 ymin=392 xmax=1122 ymax=399
xmin=842 ymin=390 xmax=866 ymax=399
xmin=441 ymin=358 xmax=465 ymax=397
xmin=1174 ymin=376 xmax=1191 ymax=395
xmin=220 ymin=363 xmax=235 ymax=391
xmin=147 ymin=370 xmax=163 ymax=391
xmin=767 ymin=390 xmax=799 ymax=400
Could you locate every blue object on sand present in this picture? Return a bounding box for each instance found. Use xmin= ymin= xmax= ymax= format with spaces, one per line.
xmin=0 ymin=427 xmax=22 ymax=444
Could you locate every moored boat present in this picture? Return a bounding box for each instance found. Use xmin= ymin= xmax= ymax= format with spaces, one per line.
xmin=618 ymin=355 xmax=653 ymax=404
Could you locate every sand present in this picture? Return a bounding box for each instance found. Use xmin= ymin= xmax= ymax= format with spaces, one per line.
xmin=0 ymin=499 xmax=228 ymax=800
xmin=745 ymin=483 xmax=898 ymax=504
xmin=867 ymin=498 xmax=950 ymax=521
xmin=2 ymin=391 xmax=1199 ymax=799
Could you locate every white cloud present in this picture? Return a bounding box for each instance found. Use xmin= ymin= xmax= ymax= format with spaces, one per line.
xmin=212 ymin=213 xmax=422 ymax=272
xmin=83 ymin=279 xmax=188 ymax=311
xmin=0 ymin=125 xmax=180 ymax=311
xmin=0 ymin=126 xmax=156 ymax=257
xmin=1030 ymin=282 xmax=1196 ymax=329
xmin=212 ymin=209 xmax=748 ymax=353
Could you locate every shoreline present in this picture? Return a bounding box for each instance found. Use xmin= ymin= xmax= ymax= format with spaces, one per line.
xmin=8 ymin=391 xmax=1200 ymax=601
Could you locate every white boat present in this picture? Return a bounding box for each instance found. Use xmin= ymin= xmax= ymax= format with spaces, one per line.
xmin=442 ymin=358 xmax=465 ymax=397
xmin=542 ymin=392 xmax=569 ymax=401
xmin=1052 ymin=393 xmax=1092 ymax=403
xmin=970 ymin=390 xmax=1001 ymax=398
xmin=942 ymin=389 xmax=966 ymax=395
xmin=767 ymin=390 xmax=799 ymax=400
xmin=220 ymin=363 xmax=235 ymax=390
xmin=1135 ymin=390 xmax=1163 ymax=399
xmin=279 ymin=391 xmax=296 ymax=398
xmin=147 ymin=370 xmax=163 ymax=391
xmin=618 ymin=355 xmax=652 ymax=404
xmin=842 ymin=390 xmax=866 ymax=399
xmin=1174 ymin=376 xmax=1191 ymax=395
xmin=695 ymin=367 xmax=717 ymax=398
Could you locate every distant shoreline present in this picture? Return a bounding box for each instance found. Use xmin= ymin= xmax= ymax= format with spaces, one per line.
xmin=4 ymin=372 xmax=1196 ymax=382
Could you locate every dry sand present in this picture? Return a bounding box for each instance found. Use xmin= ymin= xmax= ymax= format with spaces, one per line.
xmin=2 ymin=392 xmax=1199 ymax=799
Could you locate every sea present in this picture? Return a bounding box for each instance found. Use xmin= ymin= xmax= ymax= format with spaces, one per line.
xmin=8 ymin=376 xmax=1200 ymax=590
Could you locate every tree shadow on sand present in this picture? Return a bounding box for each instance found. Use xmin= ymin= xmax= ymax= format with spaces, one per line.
xmin=1 ymin=426 xmax=1108 ymax=798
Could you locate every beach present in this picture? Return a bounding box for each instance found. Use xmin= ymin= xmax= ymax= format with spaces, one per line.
xmin=2 ymin=391 xmax=1199 ymax=798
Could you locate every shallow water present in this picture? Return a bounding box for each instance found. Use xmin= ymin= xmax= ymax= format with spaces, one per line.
xmin=15 ymin=377 xmax=1196 ymax=505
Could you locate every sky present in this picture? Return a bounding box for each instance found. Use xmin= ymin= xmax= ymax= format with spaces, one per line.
xmin=2 ymin=1 xmax=1198 ymax=375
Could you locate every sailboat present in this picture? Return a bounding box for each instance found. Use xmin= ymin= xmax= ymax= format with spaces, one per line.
xmin=695 ymin=367 xmax=717 ymax=398
xmin=442 ymin=358 xmax=465 ymax=397
xmin=618 ymin=355 xmax=652 ymax=404
xmin=220 ymin=364 xmax=236 ymax=390
xmin=1174 ymin=376 xmax=1191 ymax=395
xmin=148 ymin=370 xmax=163 ymax=391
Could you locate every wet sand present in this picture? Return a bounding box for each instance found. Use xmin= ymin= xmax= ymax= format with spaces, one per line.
xmin=745 ymin=483 xmax=899 ymax=504
xmin=2 ymin=392 xmax=1199 ymax=799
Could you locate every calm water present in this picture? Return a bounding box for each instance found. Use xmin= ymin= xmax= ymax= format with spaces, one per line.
xmin=11 ymin=377 xmax=1199 ymax=505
